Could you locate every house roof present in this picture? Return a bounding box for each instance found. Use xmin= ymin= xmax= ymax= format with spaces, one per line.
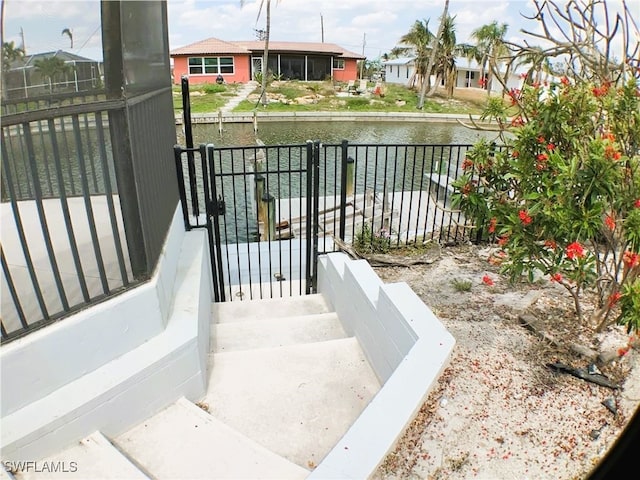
xmin=382 ymin=57 xmax=415 ymax=66
xmin=9 ymin=50 xmax=98 ymax=70
xmin=170 ymin=37 xmax=364 ymax=59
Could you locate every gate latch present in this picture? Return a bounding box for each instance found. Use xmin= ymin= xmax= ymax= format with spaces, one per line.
xmin=210 ymin=195 xmax=225 ymax=216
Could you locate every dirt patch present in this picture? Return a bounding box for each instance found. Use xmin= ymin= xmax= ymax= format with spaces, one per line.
xmin=369 ymin=243 xmax=639 ymax=480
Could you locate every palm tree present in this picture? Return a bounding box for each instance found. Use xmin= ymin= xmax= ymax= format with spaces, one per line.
xmin=417 ymin=0 xmax=449 ymax=108
xmin=61 ymin=28 xmax=73 ymax=49
xmin=34 ymin=55 xmax=72 ymax=93
xmin=470 ymin=21 xmax=509 ymax=95
xmin=240 ymin=0 xmax=279 ymax=106
xmin=396 ymin=19 xmax=434 ymax=89
xmin=516 ymin=46 xmax=551 ymax=85
xmin=427 ymin=14 xmax=463 ymax=98
xmin=1 ymin=40 xmax=24 ymax=99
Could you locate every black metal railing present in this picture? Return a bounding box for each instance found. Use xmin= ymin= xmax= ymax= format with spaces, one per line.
xmin=0 ymin=100 xmax=135 ymax=343
xmin=174 ymin=139 xmax=480 ymax=301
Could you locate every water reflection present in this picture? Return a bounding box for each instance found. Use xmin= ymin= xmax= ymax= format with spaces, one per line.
xmin=177 ymin=120 xmax=499 ymax=147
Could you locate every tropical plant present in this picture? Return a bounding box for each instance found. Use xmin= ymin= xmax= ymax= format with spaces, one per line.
xmin=417 ymin=0 xmax=449 ymax=108
xmin=396 ymin=19 xmax=434 ymax=89
xmin=470 ymin=20 xmax=509 ymax=94
xmin=34 ymin=55 xmax=72 ymax=93
xmin=61 ymin=28 xmax=73 ymax=49
xmin=2 ymin=40 xmax=23 ymax=72
xmin=427 ymin=14 xmax=465 ymax=98
xmin=452 ymin=0 xmax=640 ymax=332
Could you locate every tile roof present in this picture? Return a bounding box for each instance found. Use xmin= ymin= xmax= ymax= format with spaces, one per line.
xmin=170 ymin=37 xmax=250 ymax=55
xmin=171 ymin=38 xmax=364 ymax=59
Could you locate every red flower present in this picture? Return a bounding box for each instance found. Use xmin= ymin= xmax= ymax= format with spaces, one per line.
xmin=519 ymin=210 xmax=532 ymax=225
xmin=550 ymin=273 xmax=563 ymax=283
xmin=498 ymin=235 xmax=509 ymax=247
xmin=546 ymin=143 xmax=555 ymax=151
xmin=510 ymin=116 xmax=524 ymax=127
xmin=608 ymin=291 xmax=622 ymax=307
xmin=511 ymin=150 xmax=520 ymax=158
xmin=602 ymin=132 xmax=615 ymax=142
xmin=618 ymin=345 xmax=630 ymax=357
xmin=604 ymin=144 xmax=622 ymax=160
xmin=537 ymin=136 xmax=545 ymax=144
xmin=482 ymin=275 xmax=494 ymax=286
xmin=634 ymin=199 xmax=640 ymax=208
xmin=544 ymin=240 xmax=557 ymax=250
xmin=623 ymin=251 xmax=640 ymax=269
xmin=537 ymin=153 xmax=548 ymax=161
xmin=462 ymin=158 xmax=474 ymax=170
xmin=566 ymin=242 xmax=585 ymax=260
xmin=488 ymin=217 xmax=497 ymax=233
xmin=560 ymin=76 xmax=570 ymax=86
xmin=604 ymin=215 xmax=616 ymax=231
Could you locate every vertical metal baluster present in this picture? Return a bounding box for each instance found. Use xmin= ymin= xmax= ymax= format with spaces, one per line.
xmin=59 ymin=118 xmax=77 ymax=196
xmin=2 ymin=131 xmax=49 ymax=322
xmin=1 ymin=246 xmax=29 ymax=331
xmin=71 ymin=114 xmax=110 ymax=295
xmin=95 ymin=111 xmax=130 ymax=286
xmin=23 ymin=121 xmax=70 ymax=311
xmin=37 ymin=120 xmax=55 ymax=196
xmin=48 ymin=118 xmax=90 ymax=303
xmin=83 ymin=112 xmax=100 ymax=193
xmin=305 ymin=140 xmax=313 ymax=294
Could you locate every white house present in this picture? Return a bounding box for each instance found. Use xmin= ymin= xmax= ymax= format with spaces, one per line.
xmin=382 ymin=56 xmax=525 ymax=93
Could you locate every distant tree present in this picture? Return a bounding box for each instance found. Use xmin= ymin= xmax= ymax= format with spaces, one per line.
xmin=34 ymin=56 xmax=72 ymax=93
xmin=396 ymin=19 xmax=434 ymax=89
xmin=427 ymin=13 xmax=464 ymax=98
xmin=418 ymin=0 xmax=449 ymax=108
xmin=470 ymin=21 xmax=509 ymax=95
xmin=240 ymin=0 xmax=280 ymax=106
xmin=61 ymin=28 xmax=73 ymax=49
xmin=1 ymin=40 xmax=24 ymax=99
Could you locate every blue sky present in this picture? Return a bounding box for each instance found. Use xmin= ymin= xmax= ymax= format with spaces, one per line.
xmin=1 ymin=0 xmax=632 ymax=62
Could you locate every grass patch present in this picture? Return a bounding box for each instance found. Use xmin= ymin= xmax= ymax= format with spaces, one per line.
xmin=173 ymin=80 xmax=490 ymax=116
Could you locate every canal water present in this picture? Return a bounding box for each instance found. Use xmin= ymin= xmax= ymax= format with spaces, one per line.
xmin=176 ymin=120 xmax=499 ymax=147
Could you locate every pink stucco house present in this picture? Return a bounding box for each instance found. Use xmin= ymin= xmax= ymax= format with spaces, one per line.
xmin=170 ymin=37 xmax=364 ymax=85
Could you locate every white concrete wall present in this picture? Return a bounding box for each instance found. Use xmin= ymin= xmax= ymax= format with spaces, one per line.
xmin=1 ymin=208 xmax=213 ymax=462
xmin=312 ymin=252 xmax=455 ymax=479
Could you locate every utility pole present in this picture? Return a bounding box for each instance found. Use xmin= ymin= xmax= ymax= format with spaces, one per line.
xmin=20 ymin=26 xmax=26 ymax=54
xmin=320 ymin=13 xmax=324 ymax=43
xmin=360 ymin=32 xmax=366 ymax=79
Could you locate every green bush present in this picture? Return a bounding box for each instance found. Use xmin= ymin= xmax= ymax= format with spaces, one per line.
xmin=201 ymin=83 xmax=226 ymax=94
xmin=354 ymin=222 xmax=392 ymax=254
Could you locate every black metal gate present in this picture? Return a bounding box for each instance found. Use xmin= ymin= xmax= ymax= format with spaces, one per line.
xmin=173 ymin=138 xmax=326 ymax=302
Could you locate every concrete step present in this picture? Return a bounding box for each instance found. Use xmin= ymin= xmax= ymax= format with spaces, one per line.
xmin=212 ymin=312 xmax=347 ymax=352
xmin=12 ymin=431 xmax=149 ymax=480
xmin=204 ymin=337 xmax=380 ymax=469
xmin=113 ymin=398 xmax=308 ymax=480
xmin=213 ymin=293 xmax=332 ymax=324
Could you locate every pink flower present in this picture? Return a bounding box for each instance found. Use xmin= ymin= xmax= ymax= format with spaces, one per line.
xmin=482 ymin=275 xmax=494 ymax=286
xmin=566 ymin=242 xmax=585 ymax=260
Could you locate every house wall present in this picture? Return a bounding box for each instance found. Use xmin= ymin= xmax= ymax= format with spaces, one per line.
xmin=173 ymin=53 xmax=360 ymax=84
xmin=333 ymin=59 xmax=359 ymax=82
xmin=172 ymin=54 xmax=251 ymax=85
xmin=384 ymin=64 xmax=413 ymax=85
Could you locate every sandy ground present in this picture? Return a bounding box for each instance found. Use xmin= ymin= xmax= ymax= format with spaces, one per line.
xmin=370 ymin=243 xmax=640 ymax=480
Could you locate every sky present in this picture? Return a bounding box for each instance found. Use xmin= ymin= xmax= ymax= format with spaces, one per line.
xmin=1 ymin=0 xmax=634 ymax=63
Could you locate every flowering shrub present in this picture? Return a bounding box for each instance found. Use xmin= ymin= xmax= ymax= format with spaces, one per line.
xmin=452 ymin=77 xmax=640 ymax=332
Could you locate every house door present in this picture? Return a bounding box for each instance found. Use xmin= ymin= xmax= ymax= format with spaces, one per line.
xmin=252 ymin=57 xmax=262 ymax=81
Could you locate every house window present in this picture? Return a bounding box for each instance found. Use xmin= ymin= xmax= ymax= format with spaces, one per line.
xmin=188 ymin=56 xmax=234 ymax=75
xmin=333 ymin=58 xmax=345 ymax=70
